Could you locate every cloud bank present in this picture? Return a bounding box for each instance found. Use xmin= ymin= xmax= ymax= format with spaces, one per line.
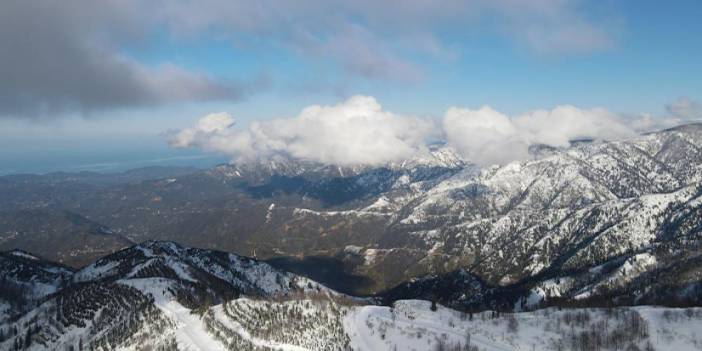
xmin=169 ymin=96 xmax=433 ymax=165
xmin=170 ymin=96 xmax=661 ymax=167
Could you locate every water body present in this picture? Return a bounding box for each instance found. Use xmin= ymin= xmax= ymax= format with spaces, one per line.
xmin=0 ymin=145 xmax=228 ymax=175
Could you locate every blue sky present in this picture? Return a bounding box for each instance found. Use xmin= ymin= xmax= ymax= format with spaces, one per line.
xmin=116 ymin=0 xmax=700 ymax=117
xmin=0 ymin=0 xmax=700 ymax=173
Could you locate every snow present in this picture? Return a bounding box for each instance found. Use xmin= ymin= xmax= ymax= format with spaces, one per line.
xmin=293 ymin=207 xmax=387 ymax=219
xmin=266 ymin=203 xmax=276 ymax=222
xmin=8 ymin=250 xmax=39 ymax=260
xmin=161 ymin=258 xmax=197 ymax=282
xmin=120 ymin=278 xmax=227 ymax=351
xmin=226 ymin=254 xmax=296 ymax=294
xmin=210 ymin=304 xmax=311 ymax=351
xmin=364 ymin=196 xmax=393 ymax=211
xmin=344 ymin=245 xmax=363 ymax=255
xmin=344 ymin=300 xmax=515 ymax=351
xmin=363 ymin=248 xmax=380 ymax=265
xmin=160 ymin=301 xmax=224 ymax=351
xmin=575 ymin=252 xmax=658 ymax=300
xmin=0 ymin=301 xmax=11 ymax=322
xmin=7 ymin=268 xmax=702 ymax=351
xmin=72 ymin=259 xmax=121 ymax=282
xmin=345 ymin=301 xmax=702 ymax=351
xmin=637 ymin=306 xmax=702 ymax=351
xmin=128 ymin=257 xmax=197 ymax=282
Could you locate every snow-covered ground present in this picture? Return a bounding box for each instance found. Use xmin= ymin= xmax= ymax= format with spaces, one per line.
xmin=346 ymin=301 xmax=702 ymax=351
xmin=345 ymin=301 xmax=513 ymax=351
xmin=113 ymin=289 xmax=702 ymax=351
xmin=5 ymin=270 xmax=702 ymax=351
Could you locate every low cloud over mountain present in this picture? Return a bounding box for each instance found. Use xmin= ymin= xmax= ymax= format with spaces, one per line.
xmin=443 ymin=104 xmax=635 ymax=165
xmin=172 ymin=95 xmax=697 ymax=166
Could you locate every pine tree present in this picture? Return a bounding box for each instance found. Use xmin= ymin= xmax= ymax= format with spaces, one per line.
xmin=24 ymin=328 xmax=31 ymax=349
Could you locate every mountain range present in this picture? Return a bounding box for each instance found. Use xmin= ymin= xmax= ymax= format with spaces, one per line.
xmin=0 ymin=124 xmax=702 ymax=328
xmin=2 ymin=124 xmax=701 ymax=293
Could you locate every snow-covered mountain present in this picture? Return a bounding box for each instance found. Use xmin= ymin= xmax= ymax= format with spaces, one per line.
xmin=71 ymin=241 xmax=329 ymax=296
xmin=0 ymin=249 xmax=73 ymax=322
xmin=3 ymin=242 xmax=702 ymax=351
xmin=269 ymin=123 xmax=702 ymax=304
xmin=205 ymin=144 xmax=467 ymax=183
xmin=168 ymin=123 xmax=702 ymax=307
xmin=0 ymin=241 xmax=344 ymax=350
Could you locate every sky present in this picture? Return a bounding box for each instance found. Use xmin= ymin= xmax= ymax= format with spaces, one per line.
xmin=1 ymin=0 xmax=701 ymax=173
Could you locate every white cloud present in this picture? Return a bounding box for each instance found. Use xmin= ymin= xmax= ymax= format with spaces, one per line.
xmin=443 ymin=104 xmax=636 ymax=165
xmin=174 ymin=96 xmax=694 ymax=168
xmin=497 ymin=0 xmax=615 ymax=56
xmin=666 ymin=97 xmax=702 ymax=121
xmin=169 ymin=112 xmax=235 ymax=148
xmin=512 ymin=105 xmax=634 ymax=146
xmin=169 ymin=96 xmax=433 ymax=165
xmin=443 ymin=106 xmax=529 ymax=165
xmin=623 ymin=97 xmax=702 ymax=132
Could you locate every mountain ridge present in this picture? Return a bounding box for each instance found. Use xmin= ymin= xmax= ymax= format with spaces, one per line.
xmin=0 ymin=124 xmax=700 ymax=302
xmin=2 ymin=240 xmax=702 ymax=350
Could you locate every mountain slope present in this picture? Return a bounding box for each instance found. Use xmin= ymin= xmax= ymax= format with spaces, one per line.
xmin=252 ymin=124 xmax=702 ymax=297
xmin=0 ymin=241 xmax=344 ymax=351
xmin=3 ymin=243 xmax=702 ymax=351
xmin=0 ymin=250 xmax=74 ymax=323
